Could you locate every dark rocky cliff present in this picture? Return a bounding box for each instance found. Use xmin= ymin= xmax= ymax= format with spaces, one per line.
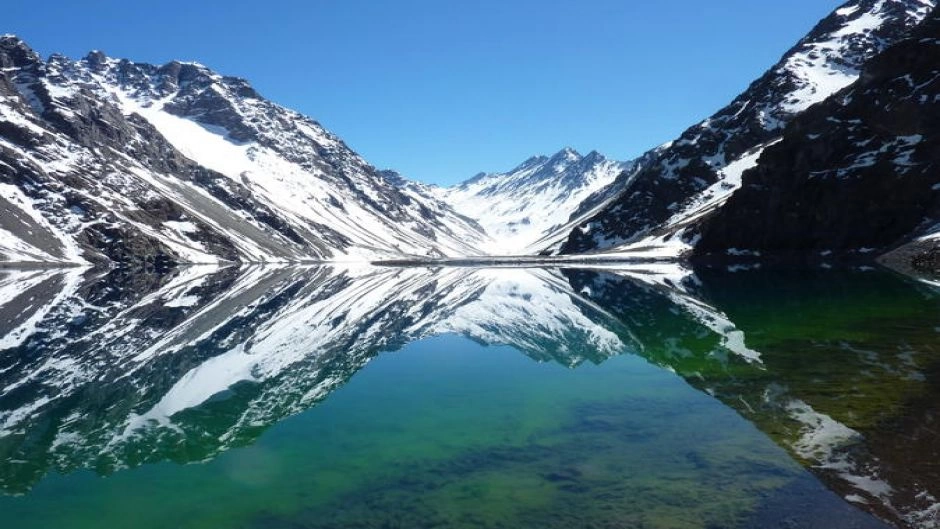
xmin=694 ymin=8 xmax=940 ymax=266
xmin=558 ymin=0 xmax=936 ymax=259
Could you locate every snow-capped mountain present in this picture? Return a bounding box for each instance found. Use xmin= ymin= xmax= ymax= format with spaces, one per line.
xmin=432 ymin=148 xmax=630 ymax=254
xmin=0 ymin=36 xmax=489 ymax=265
xmin=694 ymin=4 xmax=940 ymax=266
xmin=2 ymin=2 xmax=937 ymax=267
xmin=558 ymin=0 xmax=937 ymax=263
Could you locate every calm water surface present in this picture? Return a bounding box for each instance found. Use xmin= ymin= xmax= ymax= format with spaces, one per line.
xmin=0 ymin=264 xmax=937 ymax=529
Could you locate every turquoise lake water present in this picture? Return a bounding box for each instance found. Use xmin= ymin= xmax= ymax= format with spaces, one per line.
xmin=0 ymin=265 xmax=937 ymax=528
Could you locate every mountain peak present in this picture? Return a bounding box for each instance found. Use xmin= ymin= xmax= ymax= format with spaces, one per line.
xmin=546 ymin=147 xmax=582 ymax=169
xmin=84 ymin=49 xmax=108 ymax=67
xmin=0 ymin=34 xmax=24 ymax=45
xmin=507 ymin=155 xmax=549 ymax=174
xmin=0 ymin=35 xmax=491 ymax=264
xmin=559 ymin=0 xmax=938 ymax=259
xmin=553 ymin=146 xmax=582 ymax=160
xmin=441 ymin=147 xmax=625 ymax=252
xmin=581 ymin=150 xmax=607 ymax=164
xmin=0 ymin=34 xmax=41 ymax=67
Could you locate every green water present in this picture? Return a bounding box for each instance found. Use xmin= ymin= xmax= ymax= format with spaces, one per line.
xmin=0 ymin=265 xmax=937 ymax=528
xmin=0 ymin=339 xmax=846 ymax=529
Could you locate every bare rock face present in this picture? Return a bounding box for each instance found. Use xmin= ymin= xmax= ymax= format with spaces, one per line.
xmin=693 ymin=7 xmax=940 ymax=262
xmin=558 ymin=0 xmax=937 ymax=258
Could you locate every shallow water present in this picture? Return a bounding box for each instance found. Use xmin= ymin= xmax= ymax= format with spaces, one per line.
xmin=0 ymin=264 xmax=937 ymax=528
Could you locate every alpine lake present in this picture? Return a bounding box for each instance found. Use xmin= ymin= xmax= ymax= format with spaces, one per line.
xmin=0 ymin=262 xmax=938 ymax=529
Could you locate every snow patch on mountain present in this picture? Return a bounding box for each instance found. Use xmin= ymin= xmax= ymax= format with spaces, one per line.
xmin=779 ymin=0 xmax=935 ymax=116
xmin=436 ymin=148 xmax=630 ymax=254
xmin=558 ymin=0 xmax=937 ymax=260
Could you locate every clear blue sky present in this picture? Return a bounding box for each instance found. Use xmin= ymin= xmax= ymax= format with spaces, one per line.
xmin=4 ymin=0 xmax=843 ymax=185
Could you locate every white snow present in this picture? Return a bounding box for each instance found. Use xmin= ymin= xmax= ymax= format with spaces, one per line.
xmin=778 ymin=1 xmax=892 ymax=114
xmin=836 ymin=5 xmax=861 ymax=17
xmin=0 ymin=183 xmax=87 ymax=264
xmin=438 ymin=150 xmax=629 ymax=254
xmin=670 ymin=143 xmax=775 ymax=230
xmin=163 ymin=295 xmax=200 ymax=308
xmin=113 ymin=93 xmax=483 ymax=260
xmin=667 ymin=290 xmax=763 ymax=364
xmin=131 ymin=343 xmax=258 ymax=425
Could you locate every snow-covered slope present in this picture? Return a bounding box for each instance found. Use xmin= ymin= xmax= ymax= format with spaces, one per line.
xmin=433 ymin=148 xmax=630 ymax=254
xmin=694 ymin=5 xmax=940 ymax=266
xmin=0 ymin=37 xmax=489 ymax=265
xmin=559 ymin=0 xmax=937 ymax=259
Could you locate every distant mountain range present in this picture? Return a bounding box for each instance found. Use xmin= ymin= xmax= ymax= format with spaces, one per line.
xmin=429 ymin=147 xmax=630 ymax=254
xmin=0 ymin=0 xmax=938 ymax=271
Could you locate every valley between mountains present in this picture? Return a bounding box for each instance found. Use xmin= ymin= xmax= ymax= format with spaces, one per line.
xmin=0 ymin=0 xmax=939 ymax=273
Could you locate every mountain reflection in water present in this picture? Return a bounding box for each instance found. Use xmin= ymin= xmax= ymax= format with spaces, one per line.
xmin=0 ymin=263 xmax=938 ymax=529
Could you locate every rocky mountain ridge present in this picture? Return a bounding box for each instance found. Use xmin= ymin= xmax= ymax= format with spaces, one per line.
xmin=557 ymin=0 xmax=938 ymax=269
xmin=693 ymin=5 xmax=940 ymax=264
xmin=0 ymin=36 xmax=490 ymax=266
xmin=1 ymin=1 xmax=939 ymax=270
xmin=428 ymin=147 xmax=631 ymax=254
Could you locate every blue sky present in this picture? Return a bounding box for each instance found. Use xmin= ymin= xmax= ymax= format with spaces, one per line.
xmin=4 ymin=1 xmax=843 ymax=185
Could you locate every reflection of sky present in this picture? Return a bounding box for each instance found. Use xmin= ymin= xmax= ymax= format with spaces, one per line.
xmin=0 ymin=265 xmax=937 ymax=528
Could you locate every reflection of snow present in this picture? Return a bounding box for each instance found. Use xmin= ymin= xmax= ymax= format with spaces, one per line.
xmin=784 ymin=397 xmax=940 ymax=528
xmin=603 ymin=264 xmax=762 ymax=364
xmin=433 ymin=268 xmax=625 ymax=362
xmin=787 ymin=400 xmax=863 ymax=461
xmin=1 ymin=260 xmax=937 ymax=528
